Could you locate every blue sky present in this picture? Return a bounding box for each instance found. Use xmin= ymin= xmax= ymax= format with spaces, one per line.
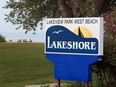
xmin=0 ymin=0 xmax=45 ymax=42
xmin=0 ymin=0 xmax=21 ymax=33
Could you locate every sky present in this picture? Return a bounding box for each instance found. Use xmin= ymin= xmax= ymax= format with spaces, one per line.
xmin=0 ymin=0 xmax=45 ymax=42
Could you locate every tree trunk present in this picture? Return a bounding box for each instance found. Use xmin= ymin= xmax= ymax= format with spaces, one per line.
xmin=57 ymin=0 xmax=73 ymax=17
xmin=73 ymin=0 xmax=85 ymax=5
xmin=72 ymin=0 xmax=85 ymax=17
xmin=93 ymin=0 xmax=111 ymax=16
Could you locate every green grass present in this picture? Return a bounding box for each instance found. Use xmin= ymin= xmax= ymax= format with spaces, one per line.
xmin=0 ymin=43 xmax=54 ymax=87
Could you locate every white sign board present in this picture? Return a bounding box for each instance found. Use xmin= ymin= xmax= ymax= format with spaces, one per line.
xmin=45 ymin=17 xmax=103 ymax=55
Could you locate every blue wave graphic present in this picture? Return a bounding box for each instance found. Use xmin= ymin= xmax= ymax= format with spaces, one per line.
xmin=46 ymin=25 xmax=98 ymax=54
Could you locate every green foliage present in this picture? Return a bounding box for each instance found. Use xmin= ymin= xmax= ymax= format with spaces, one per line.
xmin=79 ymin=1 xmax=95 ymax=17
xmin=0 ymin=34 xmax=6 ymax=42
xmin=4 ymin=0 xmax=113 ymax=32
xmin=93 ymin=5 xmax=116 ymax=87
xmin=4 ymin=0 xmax=59 ymax=32
xmin=93 ymin=38 xmax=116 ymax=87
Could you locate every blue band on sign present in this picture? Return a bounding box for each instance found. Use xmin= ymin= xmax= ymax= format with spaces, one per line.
xmin=46 ymin=25 xmax=98 ymax=55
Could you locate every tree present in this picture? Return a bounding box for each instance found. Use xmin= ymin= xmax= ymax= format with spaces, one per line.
xmin=104 ymin=6 xmax=116 ymax=39
xmin=0 ymin=34 xmax=6 ymax=42
xmin=93 ymin=6 xmax=116 ymax=87
xmin=4 ymin=0 xmax=114 ymax=32
xmin=4 ymin=0 xmax=116 ymax=87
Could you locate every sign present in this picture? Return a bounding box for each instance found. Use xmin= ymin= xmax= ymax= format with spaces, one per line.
xmin=45 ymin=17 xmax=103 ymax=82
xmin=45 ymin=18 xmax=103 ymax=55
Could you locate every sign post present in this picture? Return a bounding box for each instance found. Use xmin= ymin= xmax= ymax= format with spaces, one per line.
xmin=85 ymin=82 xmax=89 ymax=87
xmin=45 ymin=17 xmax=103 ymax=85
xmin=57 ymin=79 xmax=61 ymax=87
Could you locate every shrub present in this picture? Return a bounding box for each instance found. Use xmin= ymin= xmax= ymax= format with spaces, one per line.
xmin=93 ymin=6 xmax=116 ymax=87
xmin=0 ymin=34 xmax=6 ymax=42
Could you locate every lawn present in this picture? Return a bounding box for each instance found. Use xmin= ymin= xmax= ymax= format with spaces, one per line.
xmin=0 ymin=43 xmax=54 ymax=87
